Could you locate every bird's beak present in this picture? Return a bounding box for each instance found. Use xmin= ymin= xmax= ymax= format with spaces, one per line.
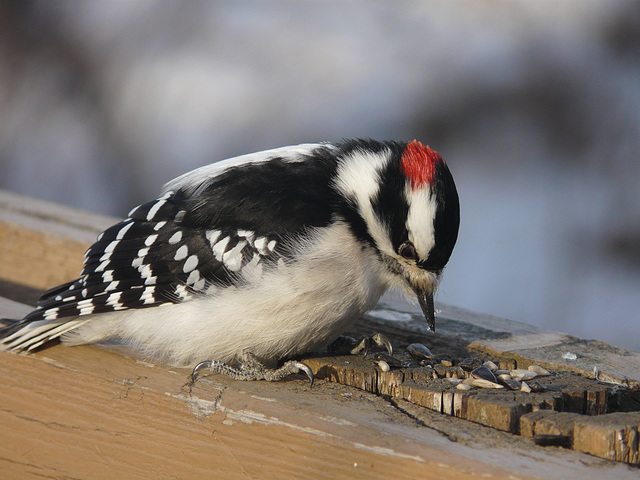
xmin=416 ymin=290 xmax=436 ymax=332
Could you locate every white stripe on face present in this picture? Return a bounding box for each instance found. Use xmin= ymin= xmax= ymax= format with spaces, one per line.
xmin=333 ymin=148 xmax=393 ymax=255
xmin=405 ymin=185 xmax=436 ymax=261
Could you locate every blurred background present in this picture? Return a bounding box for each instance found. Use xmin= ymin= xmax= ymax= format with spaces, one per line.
xmin=1 ymin=1 xmax=639 ymax=350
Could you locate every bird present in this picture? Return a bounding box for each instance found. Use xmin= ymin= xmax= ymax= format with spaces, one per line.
xmin=1 ymin=139 xmax=460 ymax=382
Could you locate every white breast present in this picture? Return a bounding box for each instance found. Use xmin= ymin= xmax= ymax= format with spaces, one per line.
xmin=67 ymin=222 xmax=388 ymax=367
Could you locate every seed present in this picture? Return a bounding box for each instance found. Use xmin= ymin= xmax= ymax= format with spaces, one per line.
xmin=373 ymin=353 xmax=405 ymax=368
xmin=511 ymin=369 xmax=538 ymax=381
xmin=482 ymin=360 xmax=499 ymax=371
xmin=377 ymin=360 xmax=390 ymax=372
xmin=471 ymin=365 xmax=498 ymax=383
xmin=469 ymin=378 xmax=504 ymax=389
xmin=459 ymin=358 xmax=482 ymax=371
xmin=528 ymin=365 xmax=551 ymax=376
xmin=528 ymin=381 xmax=547 ymax=392
xmin=406 ymin=343 xmax=434 ymax=361
xmin=501 ymin=378 xmax=522 ymax=391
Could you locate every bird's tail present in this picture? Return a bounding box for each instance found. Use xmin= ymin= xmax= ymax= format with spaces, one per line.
xmin=0 ymin=317 xmax=88 ymax=352
xmin=0 ymin=317 xmax=23 ymax=336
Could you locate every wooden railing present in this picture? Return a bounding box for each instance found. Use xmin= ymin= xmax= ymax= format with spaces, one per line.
xmin=1 ymin=189 xmax=639 ymax=479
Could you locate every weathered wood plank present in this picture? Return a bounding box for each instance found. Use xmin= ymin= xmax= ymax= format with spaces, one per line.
xmin=573 ymin=413 xmax=640 ymax=465
xmin=301 ymin=351 xmax=640 ymax=465
xmin=2 ymin=320 xmax=639 ymax=479
xmin=520 ymin=410 xmax=640 ymax=465
xmin=4 ymin=312 xmax=622 ymax=480
xmin=0 ymin=296 xmax=32 ymax=320
xmin=2 ymin=189 xmax=640 ymax=475
xmin=2 ymin=344 xmax=443 ymax=480
xmin=360 ymin=299 xmax=640 ymax=390
xmin=0 ymin=190 xmax=114 ymax=290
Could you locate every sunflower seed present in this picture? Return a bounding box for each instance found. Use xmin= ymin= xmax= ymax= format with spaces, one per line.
xmin=376 ymin=360 xmax=390 ymax=372
xmin=528 ymin=365 xmax=551 ymax=376
xmin=471 ymin=365 xmax=498 ymax=383
xmin=406 ymin=343 xmax=434 ymax=361
xmin=459 ymin=357 xmax=482 ymax=371
xmin=469 ymin=378 xmax=504 ymax=389
xmin=511 ymin=369 xmax=538 ymax=381
xmin=482 ymin=360 xmax=499 ymax=371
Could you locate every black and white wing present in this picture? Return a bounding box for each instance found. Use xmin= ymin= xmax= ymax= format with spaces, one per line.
xmin=24 ymin=144 xmax=340 ymax=324
xmin=25 ymin=192 xmax=277 ymax=322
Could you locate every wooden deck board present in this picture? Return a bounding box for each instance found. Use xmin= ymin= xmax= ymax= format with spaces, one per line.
xmin=2 ymin=317 xmax=638 ymax=480
xmin=2 ymin=189 xmax=640 ymax=477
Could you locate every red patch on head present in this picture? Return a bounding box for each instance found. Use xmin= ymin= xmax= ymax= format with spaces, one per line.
xmin=400 ymin=140 xmax=443 ymax=189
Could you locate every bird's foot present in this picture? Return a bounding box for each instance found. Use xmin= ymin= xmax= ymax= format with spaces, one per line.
xmin=190 ymin=351 xmax=314 ymax=386
xmin=328 ymin=333 xmax=393 ymax=356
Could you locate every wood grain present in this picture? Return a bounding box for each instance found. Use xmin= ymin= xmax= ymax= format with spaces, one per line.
xmin=0 ymin=341 xmax=544 ymax=480
xmin=2 ymin=189 xmax=640 ymax=477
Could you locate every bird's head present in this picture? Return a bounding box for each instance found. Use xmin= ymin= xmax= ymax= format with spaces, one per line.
xmin=334 ymin=139 xmax=460 ymax=331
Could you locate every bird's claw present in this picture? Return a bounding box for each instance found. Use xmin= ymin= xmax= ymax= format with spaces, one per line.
xmin=189 ymin=357 xmax=314 ymax=386
xmin=350 ymin=332 xmax=393 ymax=356
xmin=290 ymin=361 xmax=314 ymax=386
xmin=191 ymin=360 xmax=214 ymax=382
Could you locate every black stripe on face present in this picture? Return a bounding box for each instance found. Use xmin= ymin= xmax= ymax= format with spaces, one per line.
xmin=421 ymin=160 xmax=460 ymax=272
xmin=332 ymin=140 xmax=408 ymax=252
xmin=369 ymin=143 xmax=411 ymax=254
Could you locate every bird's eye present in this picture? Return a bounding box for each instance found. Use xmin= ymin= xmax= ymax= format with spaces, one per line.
xmin=398 ymin=242 xmax=418 ymax=261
